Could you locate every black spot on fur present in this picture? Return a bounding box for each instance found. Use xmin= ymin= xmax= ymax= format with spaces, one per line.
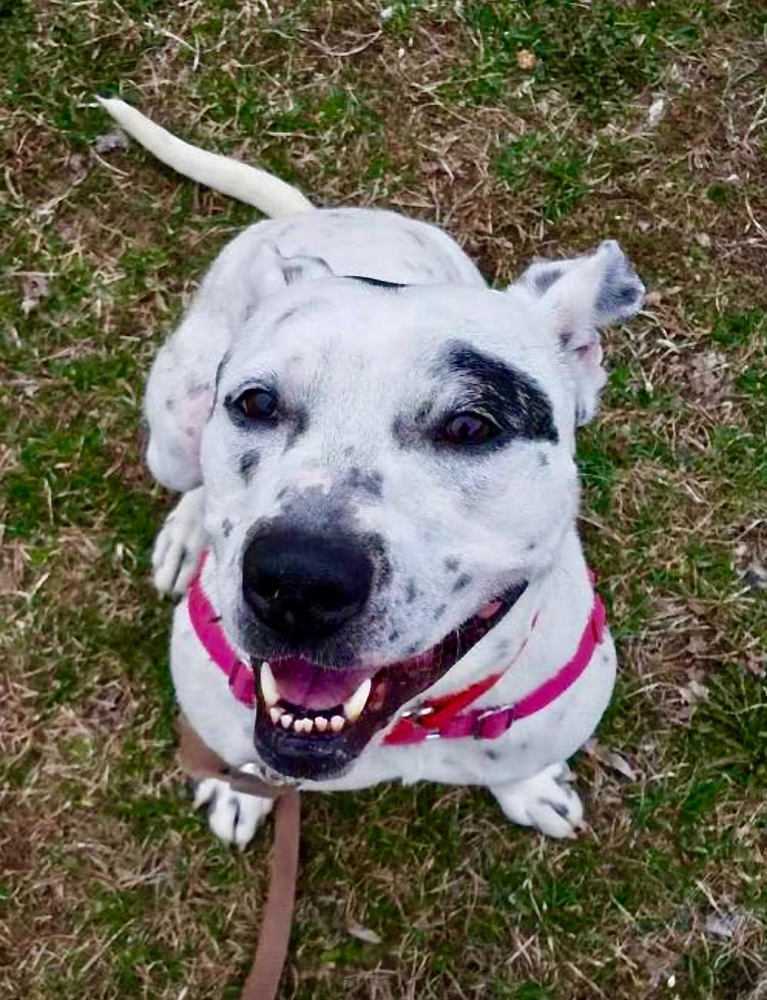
xmin=165 ymin=397 xmax=174 ymax=411
xmin=452 ymin=573 xmax=472 ymax=592
xmin=239 ymin=450 xmax=260 ymax=480
xmin=537 ymin=451 xmax=549 ymax=467
xmin=283 ymin=408 xmax=308 ymax=451
xmin=388 ymin=629 xmax=400 ymax=642
xmin=485 ymin=749 xmax=500 ymax=761
xmin=222 ymin=519 xmax=233 ymax=538
xmin=527 ymin=541 xmax=537 ymax=552
xmin=433 ymin=603 xmax=447 ymax=621
xmin=406 ymin=579 xmax=417 ymax=604
xmin=541 ymin=798 xmax=570 ymax=820
xmin=415 ymin=402 xmax=433 ymax=423
xmin=346 ymin=467 xmax=383 ymax=498
xmin=444 ymin=557 xmax=460 ymax=572
xmin=534 ymin=267 xmax=563 ymax=294
xmin=559 ymin=331 xmax=573 ymax=348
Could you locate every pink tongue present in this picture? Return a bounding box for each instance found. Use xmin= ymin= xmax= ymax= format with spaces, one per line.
xmin=269 ymin=657 xmax=377 ymax=710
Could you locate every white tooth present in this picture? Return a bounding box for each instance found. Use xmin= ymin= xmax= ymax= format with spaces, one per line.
xmin=330 ymin=715 xmax=345 ymax=732
xmin=269 ymin=707 xmax=283 ymax=724
xmin=343 ymin=678 xmax=372 ymax=723
xmin=260 ymin=661 xmax=279 ymax=708
xmin=304 ymin=718 xmax=314 ymax=733
xmin=293 ymin=719 xmax=302 ymax=732
xmin=280 ymin=714 xmax=293 ymax=729
xmin=315 ymin=717 xmax=328 ymax=732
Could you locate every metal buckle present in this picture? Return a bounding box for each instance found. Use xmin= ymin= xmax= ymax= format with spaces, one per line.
xmin=400 ymin=705 xmax=434 ymax=720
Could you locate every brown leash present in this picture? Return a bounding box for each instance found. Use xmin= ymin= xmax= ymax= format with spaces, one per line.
xmin=177 ymin=718 xmax=301 ymax=1000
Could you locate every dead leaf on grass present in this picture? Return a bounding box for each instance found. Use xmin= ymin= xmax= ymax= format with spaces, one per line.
xmin=346 ymin=919 xmax=382 ymax=945
xmin=93 ymin=129 xmax=130 ymax=155
xmin=584 ymin=739 xmax=638 ymax=780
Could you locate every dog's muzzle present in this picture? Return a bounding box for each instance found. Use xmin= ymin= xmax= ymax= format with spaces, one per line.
xmin=251 ymin=580 xmax=528 ymax=781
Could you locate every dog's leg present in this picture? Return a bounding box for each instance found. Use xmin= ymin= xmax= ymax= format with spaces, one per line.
xmin=192 ymin=765 xmax=274 ymax=849
xmin=152 ymin=487 xmax=207 ymax=597
xmin=489 ymin=761 xmax=585 ymax=839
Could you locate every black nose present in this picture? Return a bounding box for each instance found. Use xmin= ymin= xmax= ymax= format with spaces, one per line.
xmin=242 ymin=529 xmax=375 ymax=640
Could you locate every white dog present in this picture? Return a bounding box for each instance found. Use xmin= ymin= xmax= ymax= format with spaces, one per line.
xmin=100 ymin=98 xmax=644 ymax=849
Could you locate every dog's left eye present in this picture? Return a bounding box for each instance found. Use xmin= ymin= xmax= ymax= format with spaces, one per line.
xmin=438 ymin=411 xmax=500 ymax=446
xmin=235 ymin=388 xmax=278 ymax=422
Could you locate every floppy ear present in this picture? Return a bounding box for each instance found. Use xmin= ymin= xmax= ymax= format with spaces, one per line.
xmin=144 ymin=240 xmax=332 ymax=491
xmin=514 ymin=240 xmax=645 ymax=426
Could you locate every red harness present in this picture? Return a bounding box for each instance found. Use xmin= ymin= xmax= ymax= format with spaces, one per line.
xmin=187 ymin=554 xmax=606 ymax=745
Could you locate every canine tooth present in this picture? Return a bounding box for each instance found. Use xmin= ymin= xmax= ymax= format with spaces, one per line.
xmin=343 ymin=678 xmax=372 ymax=722
xmin=330 ymin=715 xmax=345 ymax=732
xmin=269 ymin=707 xmax=283 ymax=724
xmin=315 ymin=717 xmax=328 ymax=732
xmin=280 ymin=713 xmax=294 ymax=729
xmin=260 ymin=661 xmax=279 ymax=707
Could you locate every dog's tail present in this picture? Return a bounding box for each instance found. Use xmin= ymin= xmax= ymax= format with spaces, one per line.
xmin=96 ymin=97 xmax=314 ymax=218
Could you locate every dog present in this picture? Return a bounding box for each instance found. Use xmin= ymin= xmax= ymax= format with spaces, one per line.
xmin=99 ymin=98 xmax=644 ymax=849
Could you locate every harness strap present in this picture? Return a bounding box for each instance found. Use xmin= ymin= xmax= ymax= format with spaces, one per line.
xmin=177 ymin=718 xmax=300 ymax=1000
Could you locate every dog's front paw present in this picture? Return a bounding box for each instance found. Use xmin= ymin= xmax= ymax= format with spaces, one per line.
xmin=152 ymin=487 xmax=207 ymax=597
xmin=491 ymin=762 xmax=585 ymax=839
xmin=193 ymin=766 xmax=274 ymax=849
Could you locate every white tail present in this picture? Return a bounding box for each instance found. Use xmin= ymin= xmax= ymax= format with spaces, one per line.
xmin=96 ymin=97 xmax=314 ymax=218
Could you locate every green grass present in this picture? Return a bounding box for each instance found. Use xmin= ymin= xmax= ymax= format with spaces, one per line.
xmin=2 ymin=1 xmax=766 ymax=998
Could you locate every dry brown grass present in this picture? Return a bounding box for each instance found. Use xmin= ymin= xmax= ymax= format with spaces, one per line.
xmin=2 ymin=1 xmax=766 ymax=997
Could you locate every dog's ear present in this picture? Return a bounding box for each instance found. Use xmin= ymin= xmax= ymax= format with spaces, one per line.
xmin=144 ymin=242 xmax=334 ymax=492
xmin=515 ymin=240 xmax=645 ymax=425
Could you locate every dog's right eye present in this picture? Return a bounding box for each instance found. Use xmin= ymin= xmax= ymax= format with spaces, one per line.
xmin=234 ymin=388 xmax=278 ymax=422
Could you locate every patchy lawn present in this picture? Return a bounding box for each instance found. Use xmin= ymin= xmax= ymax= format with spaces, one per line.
xmin=1 ymin=2 xmax=766 ymax=998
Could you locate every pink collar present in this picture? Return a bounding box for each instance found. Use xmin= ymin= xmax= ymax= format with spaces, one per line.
xmin=187 ymin=553 xmax=606 ymax=745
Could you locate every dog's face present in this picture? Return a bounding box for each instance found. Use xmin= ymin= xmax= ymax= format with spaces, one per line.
xmin=156 ymin=239 xmax=642 ymax=780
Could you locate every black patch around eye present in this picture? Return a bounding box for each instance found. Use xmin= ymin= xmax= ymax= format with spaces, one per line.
xmin=441 ymin=343 xmax=558 ymax=445
xmin=452 ymin=573 xmax=472 ymax=592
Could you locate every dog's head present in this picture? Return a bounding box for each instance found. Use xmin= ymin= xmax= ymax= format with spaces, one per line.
xmin=151 ymin=240 xmax=643 ymax=780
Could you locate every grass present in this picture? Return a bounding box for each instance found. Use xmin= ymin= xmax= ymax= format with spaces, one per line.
xmin=1 ymin=0 xmax=766 ymax=997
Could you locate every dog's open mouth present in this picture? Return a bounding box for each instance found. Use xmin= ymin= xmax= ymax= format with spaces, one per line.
xmin=253 ymin=581 xmax=527 ymax=780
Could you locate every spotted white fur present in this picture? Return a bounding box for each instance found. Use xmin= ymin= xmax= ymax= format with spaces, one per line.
xmin=101 ymin=99 xmax=644 ymax=845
